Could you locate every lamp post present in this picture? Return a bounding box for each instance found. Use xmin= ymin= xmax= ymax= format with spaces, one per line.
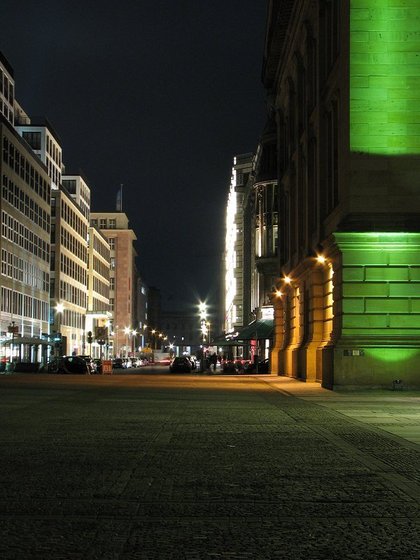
xmin=124 ymin=327 xmax=131 ymax=359
xmin=132 ymin=329 xmax=137 ymax=356
xmin=198 ymin=301 xmax=207 ymax=372
xmin=141 ymin=324 xmax=147 ymax=351
xmin=54 ymin=303 xmax=64 ymax=356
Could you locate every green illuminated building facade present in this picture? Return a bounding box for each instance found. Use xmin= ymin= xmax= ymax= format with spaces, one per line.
xmin=264 ymin=1 xmax=420 ymax=388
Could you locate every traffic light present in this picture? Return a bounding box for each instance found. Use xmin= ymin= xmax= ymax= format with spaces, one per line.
xmin=87 ymin=331 xmax=93 ymax=344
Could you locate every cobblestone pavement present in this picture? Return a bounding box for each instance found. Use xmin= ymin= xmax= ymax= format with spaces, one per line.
xmin=0 ymin=373 xmax=419 ymax=559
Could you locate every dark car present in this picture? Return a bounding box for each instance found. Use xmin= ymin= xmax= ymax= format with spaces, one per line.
xmin=169 ymin=356 xmax=192 ymax=373
xmin=78 ymin=355 xmax=97 ymax=374
xmin=112 ymin=358 xmax=124 ymax=369
xmin=243 ymin=359 xmax=270 ymax=374
xmin=258 ymin=359 xmax=269 ymax=373
xmin=93 ymin=358 xmax=103 ymax=374
xmin=222 ymin=359 xmax=237 ymax=373
xmin=45 ymin=356 xmax=90 ymax=374
xmin=185 ymin=356 xmax=197 ymax=370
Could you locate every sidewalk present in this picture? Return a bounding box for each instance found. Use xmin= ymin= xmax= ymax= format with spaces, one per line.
xmin=261 ymin=375 xmax=420 ymax=446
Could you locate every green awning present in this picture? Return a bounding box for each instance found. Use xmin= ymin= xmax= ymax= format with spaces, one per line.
xmin=213 ymin=319 xmax=274 ymax=346
xmin=212 ymin=335 xmax=241 ymax=346
xmin=234 ymin=319 xmax=273 ymax=341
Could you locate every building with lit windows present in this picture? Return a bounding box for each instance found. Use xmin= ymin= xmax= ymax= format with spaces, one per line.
xmin=15 ymin=118 xmax=62 ymax=191
xmin=221 ymin=128 xmax=279 ymax=365
xmin=49 ymin=185 xmax=89 ymax=356
xmin=90 ymin=212 xmax=137 ymax=357
xmin=15 ymin=105 xmax=89 ymax=357
xmin=62 ymin=174 xmax=111 ymax=357
xmin=0 ymin=52 xmax=15 ymax=126
xmin=85 ymin=223 xmax=111 ymax=358
xmin=265 ymin=1 xmax=420 ymax=388
xmin=224 ymin=154 xmax=253 ymax=337
xmin=0 ymin=53 xmax=51 ymax=365
xmin=238 ymin=116 xmax=278 ymax=364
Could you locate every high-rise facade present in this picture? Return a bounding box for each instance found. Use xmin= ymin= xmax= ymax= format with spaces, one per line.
xmin=0 ymin=54 xmax=51 ymax=364
xmin=86 ymin=223 xmax=111 ymax=357
xmin=0 ymin=52 xmax=14 ymax=126
xmin=15 ymin=112 xmax=90 ymax=357
xmin=90 ymin=212 xmax=137 ymax=358
xmin=50 ymin=185 xmax=89 ymax=356
xmin=224 ymin=154 xmax=253 ymax=337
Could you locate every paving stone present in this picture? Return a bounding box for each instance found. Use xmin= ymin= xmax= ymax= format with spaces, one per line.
xmin=0 ymin=373 xmax=419 ymax=559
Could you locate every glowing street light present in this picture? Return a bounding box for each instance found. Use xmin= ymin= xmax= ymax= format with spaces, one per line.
xmin=197 ymin=302 xmax=209 ymax=372
xmin=56 ymin=303 xmax=64 ymax=314
xmin=199 ymin=301 xmax=207 ymax=320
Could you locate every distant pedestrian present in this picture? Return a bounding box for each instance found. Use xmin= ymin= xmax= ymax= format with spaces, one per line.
xmin=210 ymin=353 xmax=217 ymax=372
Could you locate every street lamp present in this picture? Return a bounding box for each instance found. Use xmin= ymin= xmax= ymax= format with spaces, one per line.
xmin=198 ymin=301 xmax=208 ymax=372
xmin=141 ymin=324 xmax=147 ymax=350
xmin=199 ymin=302 xmax=207 ymax=321
xmin=207 ymin=321 xmax=211 ymax=346
xmin=54 ymin=303 xmax=64 ymax=356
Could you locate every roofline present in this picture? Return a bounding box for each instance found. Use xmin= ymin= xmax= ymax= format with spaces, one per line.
xmin=0 ymin=51 xmax=14 ymax=78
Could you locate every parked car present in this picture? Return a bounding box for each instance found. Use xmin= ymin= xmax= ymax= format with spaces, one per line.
xmin=93 ymin=358 xmax=103 ymax=374
xmin=185 ymin=356 xmax=197 ymax=370
xmin=222 ymin=359 xmax=237 ymax=373
xmin=112 ymin=358 xmax=124 ymax=369
xmin=243 ymin=359 xmax=270 ymax=374
xmin=45 ymin=356 xmax=90 ymax=375
xmin=169 ymin=356 xmax=192 ymax=373
xmin=79 ymin=355 xmax=97 ymax=374
xmin=258 ymin=359 xmax=269 ymax=373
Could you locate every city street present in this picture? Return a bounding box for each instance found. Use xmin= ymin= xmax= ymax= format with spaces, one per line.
xmin=0 ymin=372 xmax=419 ymax=559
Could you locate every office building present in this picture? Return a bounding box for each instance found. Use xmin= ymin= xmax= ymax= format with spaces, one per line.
xmin=224 ymin=154 xmax=253 ymax=337
xmin=90 ymin=212 xmax=137 ymax=357
xmin=0 ymin=53 xmax=51 ymax=364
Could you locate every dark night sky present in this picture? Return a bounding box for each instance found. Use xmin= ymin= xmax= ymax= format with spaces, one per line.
xmin=1 ymin=1 xmax=268 ymax=314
